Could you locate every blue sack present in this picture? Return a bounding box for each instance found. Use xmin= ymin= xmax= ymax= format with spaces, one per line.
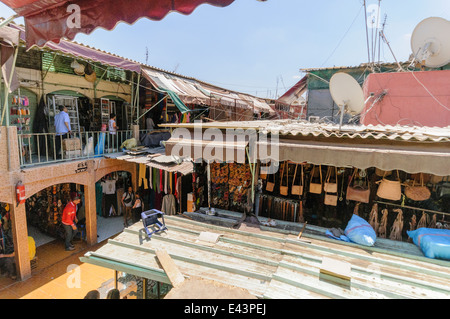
xmin=326 ymin=230 xmax=351 ymax=243
xmin=344 ymin=214 xmax=377 ymax=247
xmin=407 ymin=228 xmax=450 ymax=260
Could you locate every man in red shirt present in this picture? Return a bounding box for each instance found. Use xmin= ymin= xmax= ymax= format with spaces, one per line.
xmin=62 ymin=196 xmax=81 ymax=251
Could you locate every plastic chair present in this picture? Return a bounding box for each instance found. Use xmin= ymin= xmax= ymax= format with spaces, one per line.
xmin=141 ymin=209 xmax=167 ymax=238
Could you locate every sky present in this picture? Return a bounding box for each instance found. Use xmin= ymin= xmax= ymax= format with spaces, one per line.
xmin=1 ymin=0 xmax=450 ymax=99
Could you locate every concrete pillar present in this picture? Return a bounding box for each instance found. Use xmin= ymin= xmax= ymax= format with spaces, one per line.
xmin=84 ymin=182 xmax=97 ymax=246
xmin=10 ymin=198 xmax=31 ymax=281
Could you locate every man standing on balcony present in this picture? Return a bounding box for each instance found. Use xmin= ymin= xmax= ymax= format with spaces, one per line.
xmin=54 ymin=105 xmax=71 ymax=159
xmin=62 ymin=196 xmax=80 ymax=251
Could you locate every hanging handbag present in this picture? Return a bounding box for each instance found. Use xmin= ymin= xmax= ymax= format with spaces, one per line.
xmin=291 ymin=164 xmax=304 ymax=196
xmin=265 ymin=171 xmax=275 ymax=192
xmin=376 ymin=170 xmax=402 ymax=201
xmin=324 ymin=166 xmax=338 ymax=193
xmin=309 ymin=165 xmax=323 ymax=194
xmin=324 ymin=192 xmax=338 ymax=206
xmin=404 ymin=173 xmax=431 ymax=202
xmin=346 ymin=168 xmax=371 ymax=203
xmin=279 ymin=162 xmax=289 ymax=196
xmin=324 ymin=167 xmax=338 ymax=206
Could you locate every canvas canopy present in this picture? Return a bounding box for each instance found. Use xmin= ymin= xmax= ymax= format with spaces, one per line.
xmin=0 ymin=0 xmax=236 ymax=48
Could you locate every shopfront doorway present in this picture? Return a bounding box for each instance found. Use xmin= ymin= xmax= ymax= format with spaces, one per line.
xmin=96 ymin=171 xmax=133 ymax=242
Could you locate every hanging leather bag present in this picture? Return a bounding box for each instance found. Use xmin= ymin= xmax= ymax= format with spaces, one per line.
xmin=376 ymin=170 xmax=402 ymax=201
xmin=324 ymin=166 xmax=338 ymax=206
xmin=279 ymin=162 xmax=289 ymax=196
xmin=324 ymin=166 xmax=338 ymax=193
xmin=265 ymin=172 xmax=275 ymax=192
xmin=309 ymin=165 xmax=323 ymax=194
xmin=291 ymin=164 xmax=304 ymax=196
xmin=324 ymin=192 xmax=338 ymax=206
xmin=346 ymin=168 xmax=371 ymax=203
xmin=404 ymin=173 xmax=431 ymax=202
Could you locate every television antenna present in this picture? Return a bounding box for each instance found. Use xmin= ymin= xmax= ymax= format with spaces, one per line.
xmin=411 ymin=17 xmax=450 ymax=68
xmin=329 ymin=72 xmax=371 ymax=131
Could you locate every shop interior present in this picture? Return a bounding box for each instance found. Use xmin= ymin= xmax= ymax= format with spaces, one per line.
xmin=1 ymin=171 xmax=133 ymax=272
xmin=193 ymin=160 xmax=449 ymax=242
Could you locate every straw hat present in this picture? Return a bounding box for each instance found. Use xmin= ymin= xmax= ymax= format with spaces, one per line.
xmin=84 ymin=64 xmax=97 ymax=82
xmin=71 ymin=60 xmax=85 ymax=75
xmin=85 ymin=71 xmax=97 ymax=83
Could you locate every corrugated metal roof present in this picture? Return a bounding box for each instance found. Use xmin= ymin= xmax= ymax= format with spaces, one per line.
xmin=162 ymin=120 xmax=450 ymax=143
xmin=105 ymin=152 xmax=194 ymax=175
xmin=80 ymin=215 xmax=450 ymax=299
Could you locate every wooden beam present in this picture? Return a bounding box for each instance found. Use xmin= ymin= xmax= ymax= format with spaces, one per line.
xmin=155 ymin=248 xmax=185 ymax=288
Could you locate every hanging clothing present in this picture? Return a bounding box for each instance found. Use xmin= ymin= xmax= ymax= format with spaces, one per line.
xmin=102 ymin=179 xmax=116 ymax=195
xmin=155 ymin=192 xmax=163 ymax=211
xmin=159 ymin=169 xmax=163 ymax=193
xmin=149 ymin=166 xmax=153 ymax=189
xmin=138 ymin=164 xmax=148 ymax=189
xmin=164 ymin=171 xmax=168 ymax=194
xmin=154 ymin=168 xmax=161 ymax=194
xmin=174 ymin=173 xmax=178 ymax=198
xmin=95 ymin=182 xmax=103 ymax=216
xmin=161 ymin=194 xmax=176 ymax=216
xmin=116 ymin=188 xmax=124 ymax=215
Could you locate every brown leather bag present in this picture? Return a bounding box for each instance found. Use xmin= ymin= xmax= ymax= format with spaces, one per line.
xmin=324 ymin=166 xmax=338 ymax=193
xmin=346 ymin=168 xmax=370 ymax=203
xmin=404 ymin=173 xmax=431 ymax=202
xmin=324 ymin=193 xmax=338 ymax=206
xmin=279 ymin=162 xmax=289 ymax=196
xmin=309 ymin=165 xmax=323 ymax=194
xmin=291 ymin=164 xmax=304 ymax=196
xmin=266 ymin=171 xmax=275 ymax=192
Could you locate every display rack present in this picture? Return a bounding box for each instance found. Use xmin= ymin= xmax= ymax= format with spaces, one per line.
xmin=10 ymin=90 xmax=31 ymax=133
xmin=48 ymin=95 xmax=80 ymax=134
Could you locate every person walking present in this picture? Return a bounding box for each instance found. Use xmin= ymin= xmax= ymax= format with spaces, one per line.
xmin=132 ymin=192 xmax=143 ymax=223
xmin=108 ymin=113 xmax=118 ymax=151
xmin=54 ymin=105 xmax=71 ymax=159
xmin=121 ymin=186 xmax=134 ymax=227
xmin=62 ymin=196 xmax=81 ymax=251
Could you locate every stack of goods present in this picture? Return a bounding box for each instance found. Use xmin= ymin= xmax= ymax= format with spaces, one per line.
xmin=258 ymin=194 xmax=302 ymax=222
xmin=228 ymin=163 xmax=252 ymax=212
xmin=26 ymin=184 xmax=72 ymax=239
xmin=208 ymin=162 xmax=252 ymax=213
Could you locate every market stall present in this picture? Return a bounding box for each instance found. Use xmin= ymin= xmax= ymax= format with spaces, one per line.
xmin=163 ymin=120 xmax=450 ymax=248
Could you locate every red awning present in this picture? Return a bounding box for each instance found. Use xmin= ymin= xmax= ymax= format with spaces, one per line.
xmin=0 ymin=0 xmax=236 ymax=48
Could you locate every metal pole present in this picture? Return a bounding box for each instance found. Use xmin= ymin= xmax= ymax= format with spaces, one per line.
xmin=1 ymin=45 xmax=19 ymax=125
xmin=135 ymin=94 xmax=168 ymax=123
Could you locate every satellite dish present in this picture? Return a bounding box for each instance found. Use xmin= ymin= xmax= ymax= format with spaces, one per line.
xmin=411 ymin=17 xmax=450 ymax=68
xmin=329 ymin=72 xmax=366 ymax=130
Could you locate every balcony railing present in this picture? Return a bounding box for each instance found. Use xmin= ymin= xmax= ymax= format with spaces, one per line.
xmin=17 ymin=130 xmax=135 ymax=168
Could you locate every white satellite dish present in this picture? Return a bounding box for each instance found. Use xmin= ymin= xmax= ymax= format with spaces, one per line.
xmin=411 ymin=17 xmax=450 ymax=68
xmin=329 ymin=72 xmax=366 ymax=130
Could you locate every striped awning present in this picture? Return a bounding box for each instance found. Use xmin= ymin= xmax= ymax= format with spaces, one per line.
xmin=1 ymin=0 xmax=236 ymax=48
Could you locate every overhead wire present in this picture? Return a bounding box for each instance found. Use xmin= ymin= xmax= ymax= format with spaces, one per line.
xmin=320 ymin=3 xmax=364 ymax=68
